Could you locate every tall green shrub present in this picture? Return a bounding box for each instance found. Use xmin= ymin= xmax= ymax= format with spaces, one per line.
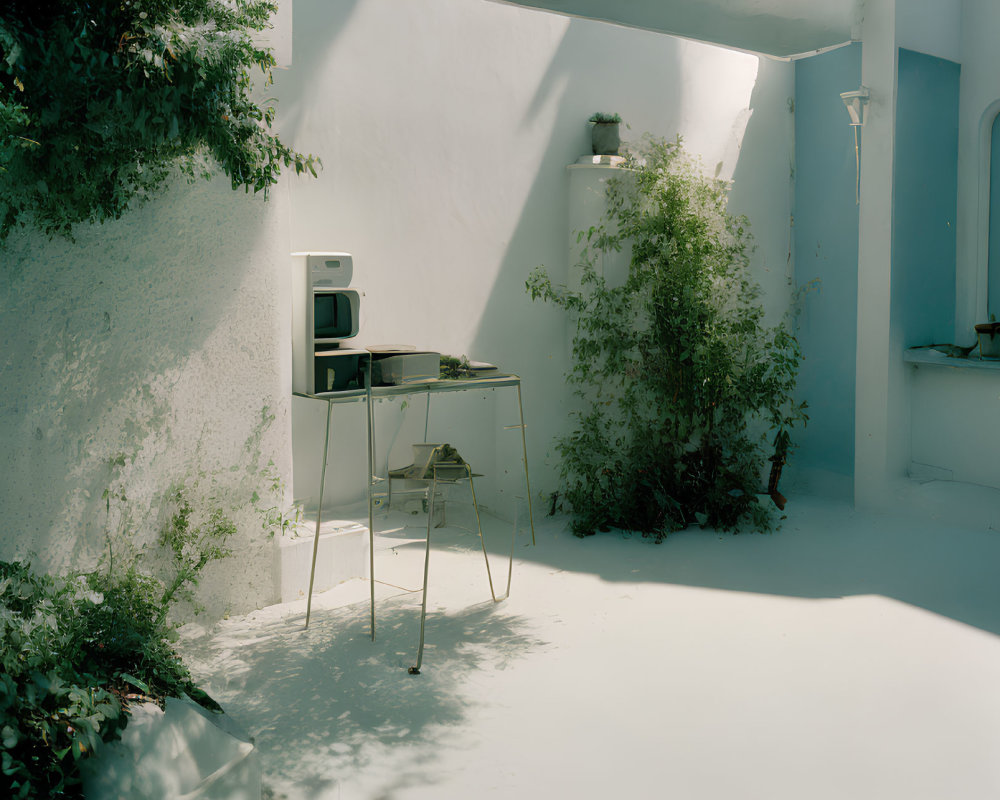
xmin=0 ymin=0 xmax=318 ymax=240
xmin=528 ymin=136 xmax=806 ymax=539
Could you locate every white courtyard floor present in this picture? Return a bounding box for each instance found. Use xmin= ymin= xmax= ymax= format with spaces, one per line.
xmin=179 ymin=487 xmax=1000 ymax=800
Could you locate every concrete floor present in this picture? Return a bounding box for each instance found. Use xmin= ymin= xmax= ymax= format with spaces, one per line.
xmin=180 ymin=488 xmax=1000 ymax=799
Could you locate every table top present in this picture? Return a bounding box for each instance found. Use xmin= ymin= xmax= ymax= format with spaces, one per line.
xmin=294 ymin=373 xmax=522 ymax=404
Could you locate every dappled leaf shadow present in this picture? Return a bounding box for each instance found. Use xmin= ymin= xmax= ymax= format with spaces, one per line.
xmin=182 ymin=594 xmax=543 ymax=798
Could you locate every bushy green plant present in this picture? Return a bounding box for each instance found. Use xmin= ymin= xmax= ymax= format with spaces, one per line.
xmin=440 ymin=354 xmax=472 ymax=379
xmin=0 ymin=561 xmax=206 ymax=799
xmin=527 ymin=135 xmax=806 ymax=539
xmin=1 ymin=406 xmax=299 ymax=796
xmin=0 ymin=479 xmax=240 ymax=798
xmin=0 ymin=0 xmax=319 ymax=241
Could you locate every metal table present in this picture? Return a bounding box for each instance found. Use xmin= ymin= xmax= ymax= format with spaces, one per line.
xmin=294 ymin=370 xmax=536 ymax=637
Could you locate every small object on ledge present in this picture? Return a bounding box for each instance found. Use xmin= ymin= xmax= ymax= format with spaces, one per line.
xmin=588 ymin=111 xmax=622 ymax=156
xmin=975 ymin=322 xmax=1000 ymax=359
xmin=440 ymin=355 xmax=498 ymax=379
xmin=909 ymin=342 xmax=976 ymax=359
xmin=467 ymin=360 xmax=498 ymax=374
xmin=575 ymin=154 xmax=626 ymax=166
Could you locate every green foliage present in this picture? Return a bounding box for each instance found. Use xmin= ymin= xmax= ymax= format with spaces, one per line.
xmin=0 ymin=404 xmax=301 ymax=796
xmin=247 ymin=406 xmax=303 ymax=541
xmin=527 ymin=135 xmax=806 ymax=539
xmin=0 ymin=0 xmax=319 ymax=241
xmin=0 ymin=561 xmax=205 ymax=799
xmin=440 ymin=354 xmax=472 ymax=379
xmin=154 ymin=488 xmax=236 ymax=620
xmin=588 ymin=112 xmax=622 ymax=124
xmin=250 ymin=459 xmax=302 ymax=539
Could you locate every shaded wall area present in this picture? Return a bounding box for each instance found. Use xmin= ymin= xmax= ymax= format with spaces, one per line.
xmin=891 ymin=48 xmax=959 ymax=349
xmin=0 ymin=176 xmax=294 ymax=614
xmin=791 ymin=43 xmax=861 ymax=494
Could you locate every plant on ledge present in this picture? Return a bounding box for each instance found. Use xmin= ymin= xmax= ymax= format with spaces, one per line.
xmin=0 ymin=0 xmax=319 ymax=241
xmin=527 ymin=135 xmax=806 ymax=539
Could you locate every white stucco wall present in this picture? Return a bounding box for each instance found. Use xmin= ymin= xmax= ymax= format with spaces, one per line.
xmin=0 ymin=176 xmax=294 ymax=615
xmin=0 ymin=0 xmax=798 ymax=615
xmin=274 ymin=0 xmax=795 ymax=508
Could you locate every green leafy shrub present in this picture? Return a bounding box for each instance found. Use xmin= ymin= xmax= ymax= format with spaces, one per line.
xmin=0 ymin=561 xmax=206 ymax=799
xmin=0 ymin=488 xmax=236 ymax=798
xmin=527 ymin=135 xmax=806 ymax=539
xmin=0 ymin=0 xmax=319 ymax=240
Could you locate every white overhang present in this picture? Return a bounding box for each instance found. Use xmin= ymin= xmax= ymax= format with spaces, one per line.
xmin=489 ymin=0 xmax=860 ymax=60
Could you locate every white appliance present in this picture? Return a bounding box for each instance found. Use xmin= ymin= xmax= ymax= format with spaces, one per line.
xmin=291 ymin=252 xmax=363 ymax=394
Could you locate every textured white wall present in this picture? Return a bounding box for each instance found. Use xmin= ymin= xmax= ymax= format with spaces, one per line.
xmin=0 ymin=176 xmax=294 ymax=615
xmin=0 ymin=0 xmax=797 ymax=613
xmin=274 ymin=0 xmax=795 ymax=505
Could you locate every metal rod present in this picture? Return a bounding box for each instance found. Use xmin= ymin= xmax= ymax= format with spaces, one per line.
xmin=516 ymin=382 xmax=536 ymax=546
xmin=366 ymin=352 xmax=376 ymax=642
xmin=467 ymin=464 xmax=512 ymax=602
xmin=423 ymin=387 xmax=431 ymax=443
xmin=305 ymin=399 xmax=334 ymax=629
xmin=467 ymin=464 xmax=498 ymax=600
xmin=409 ymin=470 xmax=436 ymax=675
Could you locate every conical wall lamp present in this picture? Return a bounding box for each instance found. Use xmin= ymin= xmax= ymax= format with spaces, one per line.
xmin=840 ymin=87 xmax=870 ymax=126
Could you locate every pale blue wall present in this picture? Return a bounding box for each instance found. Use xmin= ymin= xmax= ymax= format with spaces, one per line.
xmin=988 ymin=114 xmax=1000 ymax=317
xmin=792 ymin=44 xmax=861 ymax=485
xmin=892 ymin=48 xmax=959 ymax=346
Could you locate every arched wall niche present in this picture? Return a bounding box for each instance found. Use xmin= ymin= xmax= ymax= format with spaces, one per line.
xmin=978 ymin=99 xmax=1000 ymax=321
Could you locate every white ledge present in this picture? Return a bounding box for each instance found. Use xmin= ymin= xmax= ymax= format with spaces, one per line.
xmin=904 ymin=347 xmax=1000 ymax=372
xmin=567 ymin=155 xmax=626 ymax=169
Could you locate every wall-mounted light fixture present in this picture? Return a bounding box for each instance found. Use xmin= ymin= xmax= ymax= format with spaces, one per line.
xmin=840 ymin=87 xmax=870 ymax=205
xmin=840 ymin=87 xmax=871 ymax=126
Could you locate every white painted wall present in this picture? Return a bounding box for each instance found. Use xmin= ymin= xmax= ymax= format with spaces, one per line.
xmin=896 ymin=0 xmax=962 ymax=62
xmin=0 ymin=0 xmax=798 ymax=616
xmin=852 ymin=0 xmax=967 ymax=508
xmin=909 ymin=361 xmax=1000 ymax=489
xmin=274 ymin=0 xmax=795 ymax=511
xmin=853 ymin=0 xmax=897 ymax=507
xmin=0 ymin=176 xmax=295 ymax=616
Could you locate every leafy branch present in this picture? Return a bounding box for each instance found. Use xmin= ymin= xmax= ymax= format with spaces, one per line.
xmin=0 ymin=0 xmax=319 ymax=241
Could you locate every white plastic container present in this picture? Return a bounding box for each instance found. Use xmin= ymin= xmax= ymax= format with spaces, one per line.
xmin=373 ymin=352 xmax=440 ymax=384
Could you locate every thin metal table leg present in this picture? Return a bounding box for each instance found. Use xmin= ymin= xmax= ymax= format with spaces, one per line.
xmin=367 ymin=353 xmax=376 ymax=642
xmin=409 ymin=470 xmax=437 ymax=675
xmin=468 ymin=464 xmax=512 ymax=602
xmin=305 ymin=399 xmax=334 ymax=629
xmin=516 ymin=382 xmax=536 ymax=546
xmin=423 ymin=387 xmax=431 ymax=442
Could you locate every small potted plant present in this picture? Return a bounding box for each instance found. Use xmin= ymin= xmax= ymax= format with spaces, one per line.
xmin=588 ymin=112 xmax=622 ymax=156
xmin=975 ymin=318 xmax=1000 ymax=359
